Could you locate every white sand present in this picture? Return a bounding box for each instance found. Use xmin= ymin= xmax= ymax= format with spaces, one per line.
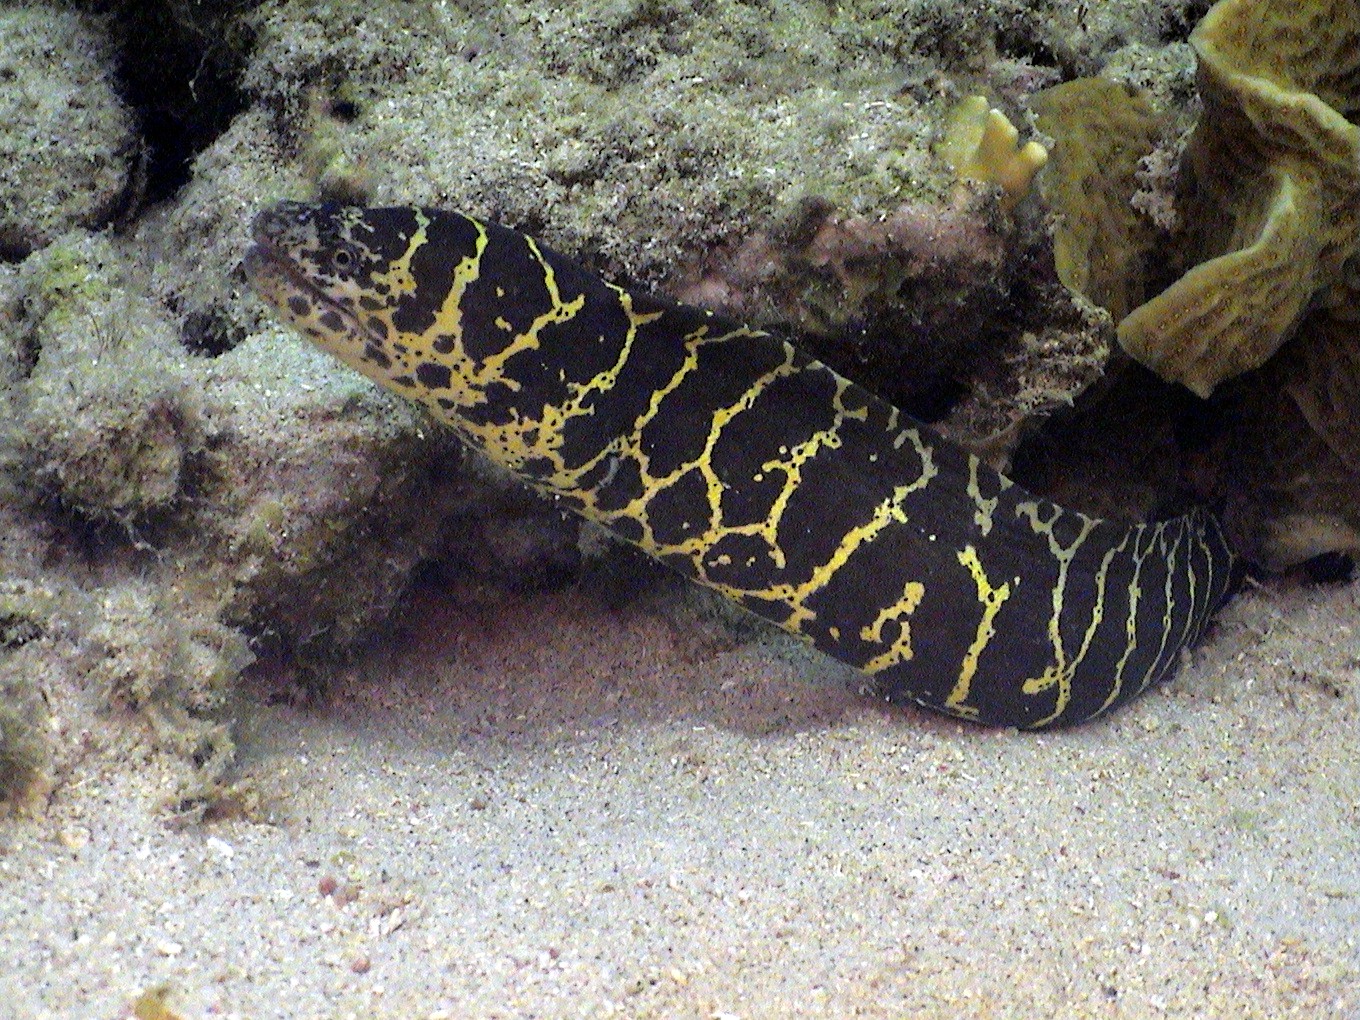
xmin=2 ymin=576 xmax=1357 ymax=1019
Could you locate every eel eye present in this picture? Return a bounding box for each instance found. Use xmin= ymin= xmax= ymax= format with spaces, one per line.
xmin=332 ymin=248 xmax=354 ymax=271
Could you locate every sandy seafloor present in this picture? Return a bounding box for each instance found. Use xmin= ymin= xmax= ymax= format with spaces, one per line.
xmin=1 ymin=569 xmax=1357 ymax=1019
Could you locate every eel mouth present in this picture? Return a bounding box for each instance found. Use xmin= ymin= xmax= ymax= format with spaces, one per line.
xmin=242 ymin=214 xmax=322 ymax=308
xmin=242 ymin=213 xmax=375 ymax=344
xmin=242 ymin=213 xmax=303 ymax=294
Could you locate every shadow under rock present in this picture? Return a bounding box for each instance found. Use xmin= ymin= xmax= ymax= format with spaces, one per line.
xmin=244 ymin=575 xmax=894 ymax=752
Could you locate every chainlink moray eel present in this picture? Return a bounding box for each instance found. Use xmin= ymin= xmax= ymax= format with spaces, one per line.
xmin=244 ymin=201 xmax=1236 ymax=729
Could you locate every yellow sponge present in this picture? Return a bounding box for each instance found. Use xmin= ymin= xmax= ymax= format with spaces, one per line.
xmin=1117 ymin=0 xmax=1360 ymax=397
xmin=1031 ymin=78 xmax=1163 ymax=322
xmin=939 ymin=95 xmax=1048 ymax=212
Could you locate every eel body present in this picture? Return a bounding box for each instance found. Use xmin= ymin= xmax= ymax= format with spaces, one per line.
xmin=244 ymin=201 xmax=1235 ymax=729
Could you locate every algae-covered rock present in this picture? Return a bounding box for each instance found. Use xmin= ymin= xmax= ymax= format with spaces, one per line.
xmin=0 ymin=670 xmax=47 ymax=811
xmin=81 ymin=583 xmax=248 ymax=807
xmin=0 ymin=5 xmax=140 ymax=259
xmin=83 ymin=584 xmax=250 ymax=718
xmin=10 ymin=232 xmax=205 ymax=526
xmin=0 ymin=580 xmax=61 ymax=810
xmin=1117 ymin=0 xmax=1360 ymax=397
xmin=138 ymin=108 xmax=302 ymax=359
xmin=0 ymin=579 xmax=59 ymax=652
xmin=1099 ymin=41 xmax=1201 ymax=120
xmin=1032 ymin=77 xmax=1165 ymax=322
xmin=1008 ymin=0 xmax=1213 ymax=80
xmin=239 ymin=0 xmax=1115 ymax=460
xmin=198 ymin=334 xmax=465 ymax=653
xmin=0 ymin=264 xmax=24 ymax=444
xmin=0 ymin=577 xmax=104 ymax=813
xmin=242 ymin=1 xmax=955 ymax=289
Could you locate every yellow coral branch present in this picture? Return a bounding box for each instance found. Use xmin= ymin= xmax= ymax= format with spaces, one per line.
xmin=940 ymin=95 xmax=1048 ymax=212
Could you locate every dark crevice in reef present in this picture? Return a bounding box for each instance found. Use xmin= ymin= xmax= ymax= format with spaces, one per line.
xmin=1301 ymin=552 xmax=1355 ymax=584
xmin=178 ymin=304 xmax=248 ymax=358
xmin=26 ymin=490 xmax=167 ymax=568
xmin=11 ymin=302 xmax=42 ymax=382
xmin=1009 ymin=360 xmax=1228 ymax=523
xmin=91 ymin=0 xmax=258 ymax=205
xmin=814 ymin=320 xmax=980 ymax=427
xmin=994 ymin=27 xmax=1063 ymax=76
xmin=1158 ymin=0 xmax=1217 ymax=44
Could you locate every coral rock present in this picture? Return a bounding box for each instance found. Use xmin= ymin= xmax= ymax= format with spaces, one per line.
xmin=0 ymin=6 xmax=139 ymax=259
